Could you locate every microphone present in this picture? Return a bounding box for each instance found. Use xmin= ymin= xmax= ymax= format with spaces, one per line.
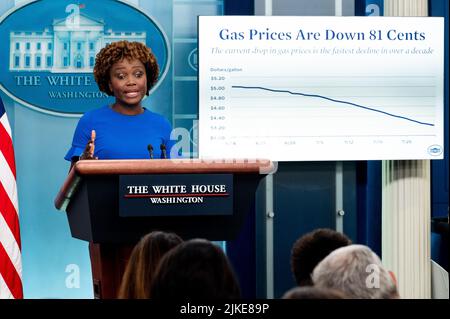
xmin=160 ymin=143 xmax=167 ymax=159
xmin=147 ymin=144 xmax=153 ymax=159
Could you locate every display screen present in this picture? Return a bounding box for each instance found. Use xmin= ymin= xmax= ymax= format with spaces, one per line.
xmin=198 ymin=16 xmax=444 ymax=161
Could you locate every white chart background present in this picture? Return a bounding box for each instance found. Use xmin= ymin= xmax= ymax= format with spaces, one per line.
xmin=198 ymin=16 xmax=444 ymax=161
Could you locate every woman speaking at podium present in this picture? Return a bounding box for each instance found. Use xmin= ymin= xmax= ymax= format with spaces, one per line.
xmin=65 ymin=40 xmax=175 ymax=164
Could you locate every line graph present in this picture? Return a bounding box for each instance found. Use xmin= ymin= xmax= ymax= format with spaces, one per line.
xmin=198 ymin=16 xmax=444 ymax=161
xmin=231 ymin=85 xmax=435 ymax=126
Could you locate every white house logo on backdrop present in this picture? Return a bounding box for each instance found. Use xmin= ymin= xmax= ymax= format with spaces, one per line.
xmin=0 ymin=0 xmax=170 ymax=116
xmin=9 ymin=13 xmax=146 ymax=73
xmin=188 ymin=48 xmax=198 ymax=71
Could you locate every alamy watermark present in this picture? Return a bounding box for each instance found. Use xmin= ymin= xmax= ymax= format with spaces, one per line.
xmin=65 ymin=263 xmax=80 ymax=289
xmin=365 ymin=263 xmax=381 ymax=289
xmin=169 ymin=120 xmax=278 ymax=174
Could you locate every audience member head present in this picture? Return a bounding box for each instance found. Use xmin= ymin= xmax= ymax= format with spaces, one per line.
xmin=151 ymin=239 xmax=241 ymax=300
xmin=118 ymin=231 xmax=183 ymax=299
xmin=312 ymin=244 xmax=400 ymax=299
xmin=282 ymin=286 xmax=348 ymax=299
xmin=291 ymin=228 xmax=352 ymax=286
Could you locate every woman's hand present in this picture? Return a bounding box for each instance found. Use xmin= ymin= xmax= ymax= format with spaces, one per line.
xmin=80 ymin=130 xmax=98 ymax=160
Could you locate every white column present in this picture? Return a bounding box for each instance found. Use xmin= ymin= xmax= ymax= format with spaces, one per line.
xmin=383 ymin=0 xmax=431 ymax=299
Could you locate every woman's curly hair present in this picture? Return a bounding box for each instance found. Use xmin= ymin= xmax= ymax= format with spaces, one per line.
xmin=93 ymin=40 xmax=159 ymax=96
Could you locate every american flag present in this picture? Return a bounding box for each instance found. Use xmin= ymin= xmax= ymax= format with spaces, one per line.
xmin=0 ymin=96 xmax=23 ymax=299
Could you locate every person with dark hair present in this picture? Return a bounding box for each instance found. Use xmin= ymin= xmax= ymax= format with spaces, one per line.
xmin=282 ymin=286 xmax=347 ymax=299
xmin=150 ymin=239 xmax=241 ymax=300
xmin=118 ymin=231 xmax=182 ymax=299
xmin=65 ymin=40 xmax=176 ymax=165
xmin=291 ymin=228 xmax=352 ymax=286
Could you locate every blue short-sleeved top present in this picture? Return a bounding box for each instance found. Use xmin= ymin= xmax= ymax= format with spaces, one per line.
xmin=65 ymin=105 xmax=175 ymax=161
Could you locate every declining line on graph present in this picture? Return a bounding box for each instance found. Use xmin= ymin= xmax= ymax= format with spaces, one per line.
xmin=231 ymin=85 xmax=434 ymax=127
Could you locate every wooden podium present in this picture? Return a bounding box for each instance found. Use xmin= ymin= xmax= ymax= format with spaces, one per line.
xmin=55 ymin=159 xmax=273 ymax=298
